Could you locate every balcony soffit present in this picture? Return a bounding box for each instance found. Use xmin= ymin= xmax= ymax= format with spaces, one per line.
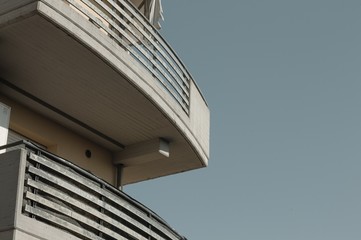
xmin=0 ymin=11 xmax=203 ymax=183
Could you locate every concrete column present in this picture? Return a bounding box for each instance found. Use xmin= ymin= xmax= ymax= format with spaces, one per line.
xmin=0 ymin=149 xmax=27 ymax=239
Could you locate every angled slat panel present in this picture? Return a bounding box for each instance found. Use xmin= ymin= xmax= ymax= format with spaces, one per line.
xmin=27 ymin=179 xmax=155 ymax=240
xmin=26 ymin=192 xmax=129 ymax=240
xmin=115 ymin=0 xmax=191 ymax=82
xmin=62 ymin=0 xmax=190 ymax=112
xmin=24 ymin=205 xmax=105 ymax=240
xmin=28 ymin=152 xmax=179 ymax=240
xmin=4 ymin=141 xmax=186 ymax=240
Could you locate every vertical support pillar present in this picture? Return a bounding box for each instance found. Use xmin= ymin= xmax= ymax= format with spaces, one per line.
xmin=0 ymin=149 xmax=27 ymax=239
xmin=116 ymin=164 xmax=124 ymax=191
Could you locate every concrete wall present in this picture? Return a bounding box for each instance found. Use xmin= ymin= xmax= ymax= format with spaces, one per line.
xmin=13 ymin=230 xmax=42 ymax=240
xmin=0 ymin=149 xmax=27 ymax=240
xmin=0 ymin=96 xmax=116 ymax=185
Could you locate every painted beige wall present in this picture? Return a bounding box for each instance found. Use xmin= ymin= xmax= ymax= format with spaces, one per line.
xmin=0 ymin=95 xmax=116 ymax=185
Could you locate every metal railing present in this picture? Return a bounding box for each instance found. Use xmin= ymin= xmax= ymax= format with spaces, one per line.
xmin=62 ymin=0 xmax=191 ymax=113
xmin=1 ymin=141 xmax=187 ymax=240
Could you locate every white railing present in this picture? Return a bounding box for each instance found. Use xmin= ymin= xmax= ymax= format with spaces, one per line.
xmin=1 ymin=141 xmax=186 ymax=240
xmin=65 ymin=0 xmax=191 ymax=113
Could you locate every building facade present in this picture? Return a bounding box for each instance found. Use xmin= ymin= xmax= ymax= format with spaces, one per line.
xmin=0 ymin=0 xmax=210 ymax=239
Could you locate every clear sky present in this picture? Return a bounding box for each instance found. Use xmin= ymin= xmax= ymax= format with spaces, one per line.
xmin=127 ymin=1 xmax=361 ymax=239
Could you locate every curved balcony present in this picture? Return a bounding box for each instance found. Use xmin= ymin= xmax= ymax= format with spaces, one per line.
xmin=0 ymin=141 xmax=187 ymax=240
xmin=0 ymin=0 xmax=210 ymax=184
xmin=66 ymin=0 xmax=190 ymax=112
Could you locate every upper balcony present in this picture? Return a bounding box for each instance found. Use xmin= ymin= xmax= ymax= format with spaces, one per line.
xmin=0 ymin=0 xmax=210 ymax=184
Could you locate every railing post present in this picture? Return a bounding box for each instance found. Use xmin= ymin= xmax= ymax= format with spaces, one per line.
xmin=99 ymin=183 xmax=106 ymax=238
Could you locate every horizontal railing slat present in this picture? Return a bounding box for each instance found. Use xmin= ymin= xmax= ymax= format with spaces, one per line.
xmin=62 ymin=0 xmax=191 ymax=112
xmin=97 ymin=0 xmax=191 ymax=90
xmin=26 ymin=192 xmax=129 ymax=240
xmin=67 ymin=0 xmax=189 ymax=109
xmin=86 ymin=0 xmax=190 ymax=96
xmin=26 ymin=179 xmax=154 ymax=240
xmin=29 ymin=152 xmax=100 ymax=190
xmin=24 ymin=205 xmax=105 ymax=240
xmin=28 ymin=153 xmax=179 ymax=240
xmin=117 ymin=0 xmax=191 ymax=82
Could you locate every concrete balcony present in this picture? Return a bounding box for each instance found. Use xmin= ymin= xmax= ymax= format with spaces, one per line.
xmin=0 ymin=0 xmax=209 ymax=184
xmin=0 ymin=142 xmax=187 ymax=240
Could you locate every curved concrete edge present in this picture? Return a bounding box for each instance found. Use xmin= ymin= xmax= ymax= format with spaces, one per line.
xmin=35 ymin=0 xmax=210 ymax=164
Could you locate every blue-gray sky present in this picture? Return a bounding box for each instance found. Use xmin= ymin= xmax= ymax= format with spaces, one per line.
xmin=127 ymin=1 xmax=361 ymax=239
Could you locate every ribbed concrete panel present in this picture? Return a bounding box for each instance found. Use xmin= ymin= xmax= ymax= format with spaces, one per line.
xmin=0 ymin=150 xmax=24 ymax=230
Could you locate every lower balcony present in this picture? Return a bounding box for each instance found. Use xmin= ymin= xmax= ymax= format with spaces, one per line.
xmin=0 ymin=141 xmax=186 ymax=240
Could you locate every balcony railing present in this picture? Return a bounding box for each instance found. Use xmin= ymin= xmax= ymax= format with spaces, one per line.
xmin=63 ymin=0 xmax=191 ymax=113
xmin=0 ymin=141 xmax=187 ymax=240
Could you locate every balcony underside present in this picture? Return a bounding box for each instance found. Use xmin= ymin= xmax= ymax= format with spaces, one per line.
xmin=0 ymin=1 xmax=209 ymax=184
